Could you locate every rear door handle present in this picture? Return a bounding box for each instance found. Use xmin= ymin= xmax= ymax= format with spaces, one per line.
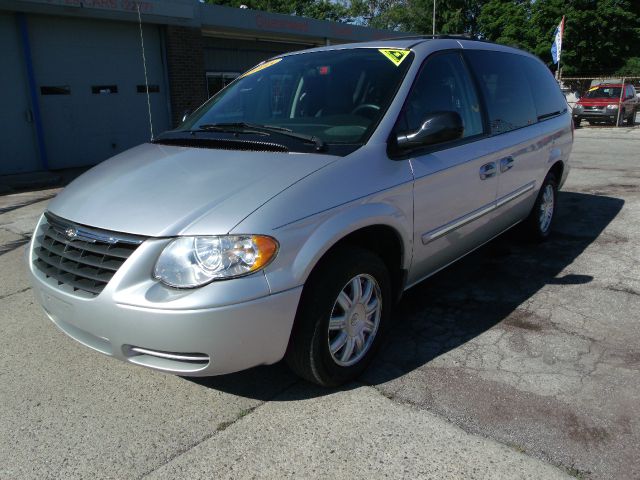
xmin=500 ymin=156 xmax=514 ymax=173
xmin=479 ymin=162 xmax=496 ymax=180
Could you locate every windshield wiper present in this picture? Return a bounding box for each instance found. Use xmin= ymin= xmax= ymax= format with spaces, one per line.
xmin=195 ymin=123 xmax=326 ymax=152
xmin=195 ymin=123 xmax=266 ymax=135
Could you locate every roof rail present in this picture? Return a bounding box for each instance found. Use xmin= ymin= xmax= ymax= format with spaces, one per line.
xmin=381 ymin=34 xmax=496 ymax=45
xmin=382 ymin=34 xmax=468 ymax=40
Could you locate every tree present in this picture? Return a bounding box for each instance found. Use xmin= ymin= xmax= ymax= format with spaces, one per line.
xmin=477 ymin=0 xmax=535 ymax=50
xmin=479 ymin=0 xmax=640 ymax=78
xmin=616 ymin=57 xmax=640 ymax=76
xmin=349 ymin=0 xmax=486 ymax=35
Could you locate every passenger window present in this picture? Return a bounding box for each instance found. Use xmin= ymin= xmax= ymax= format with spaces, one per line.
xmin=465 ymin=51 xmax=537 ymax=134
xmin=398 ymin=52 xmax=483 ymax=139
xmin=520 ymin=57 xmax=566 ymax=120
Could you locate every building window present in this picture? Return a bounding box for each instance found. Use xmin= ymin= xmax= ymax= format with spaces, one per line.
xmin=206 ymin=72 xmax=239 ymax=98
xmin=41 ymin=85 xmax=71 ymax=95
xmin=137 ymin=84 xmax=160 ymax=93
xmin=91 ymin=85 xmax=118 ymax=94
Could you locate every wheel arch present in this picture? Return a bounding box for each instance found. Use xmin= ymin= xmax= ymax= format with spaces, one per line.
xmin=548 ymin=160 xmax=565 ymax=186
xmin=289 ymin=203 xmax=412 ymax=304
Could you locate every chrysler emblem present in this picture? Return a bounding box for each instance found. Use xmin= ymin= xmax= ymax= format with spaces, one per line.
xmin=65 ymin=227 xmax=77 ymax=239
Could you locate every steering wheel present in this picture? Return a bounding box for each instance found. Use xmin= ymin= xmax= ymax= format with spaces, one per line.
xmin=351 ymin=104 xmax=381 ymax=117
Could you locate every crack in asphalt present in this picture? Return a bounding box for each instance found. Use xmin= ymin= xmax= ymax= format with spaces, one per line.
xmin=0 ymin=195 xmax=55 ymax=215
xmin=138 ymin=378 xmax=302 ymax=479
xmin=0 ymin=287 xmax=31 ymax=301
xmin=0 ymin=237 xmax=30 ymax=257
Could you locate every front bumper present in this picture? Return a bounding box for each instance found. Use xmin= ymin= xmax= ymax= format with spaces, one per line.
xmin=27 ymin=235 xmax=302 ymax=376
xmin=573 ymin=111 xmax=617 ymax=122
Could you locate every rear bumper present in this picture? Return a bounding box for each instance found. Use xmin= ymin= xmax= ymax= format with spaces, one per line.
xmin=27 ymin=234 xmax=303 ymax=376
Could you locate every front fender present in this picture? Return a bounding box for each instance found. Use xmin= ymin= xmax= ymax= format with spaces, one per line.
xmin=263 ymin=195 xmax=413 ymax=294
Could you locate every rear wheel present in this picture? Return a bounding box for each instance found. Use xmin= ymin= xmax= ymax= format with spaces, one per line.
xmin=520 ymin=172 xmax=558 ymax=242
xmin=285 ymin=247 xmax=391 ymax=386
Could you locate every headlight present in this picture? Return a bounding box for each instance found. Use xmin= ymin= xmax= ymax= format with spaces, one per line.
xmin=154 ymin=235 xmax=278 ymax=288
xmin=573 ymin=104 xmax=583 ymax=111
xmin=607 ymin=104 xmax=619 ymax=109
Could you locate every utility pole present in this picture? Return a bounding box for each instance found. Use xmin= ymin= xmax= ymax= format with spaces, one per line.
xmin=432 ymin=0 xmax=436 ymax=35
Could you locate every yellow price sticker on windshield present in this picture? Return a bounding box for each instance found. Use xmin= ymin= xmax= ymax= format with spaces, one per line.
xmin=379 ymin=49 xmax=410 ymax=66
xmin=588 ymin=86 xmax=599 ymax=91
xmin=239 ymin=58 xmax=282 ymax=79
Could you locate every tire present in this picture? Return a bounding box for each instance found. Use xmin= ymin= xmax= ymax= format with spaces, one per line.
xmin=285 ymin=246 xmax=392 ymax=387
xmin=574 ymin=118 xmax=581 ymax=127
xmin=520 ymin=172 xmax=558 ymax=243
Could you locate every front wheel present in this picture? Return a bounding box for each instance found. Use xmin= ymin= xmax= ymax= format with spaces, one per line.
xmin=285 ymin=247 xmax=391 ymax=386
xmin=520 ymin=172 xmax=558 ymax=242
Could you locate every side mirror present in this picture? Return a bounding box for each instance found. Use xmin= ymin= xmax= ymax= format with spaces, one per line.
xmin=181 ymin=109 xmax=192 ymax=123
xmin=395 ymin=111 xmax=463 ymax=151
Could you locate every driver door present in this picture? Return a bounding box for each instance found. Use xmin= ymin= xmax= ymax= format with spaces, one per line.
xmin=400 ymin=51 xmax=500 ymax=286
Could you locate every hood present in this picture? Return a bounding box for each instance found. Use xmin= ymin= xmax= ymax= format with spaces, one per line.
xmin=47 ymin=143 xmax=336 ymax=237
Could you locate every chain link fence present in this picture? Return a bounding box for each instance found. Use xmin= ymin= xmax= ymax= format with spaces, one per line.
xmin=560 ymin=76 xmax=640 ymax=127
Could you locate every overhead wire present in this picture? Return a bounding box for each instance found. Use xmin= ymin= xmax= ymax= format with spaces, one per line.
xmin=137 ymin=3 xmax=154 ymax=140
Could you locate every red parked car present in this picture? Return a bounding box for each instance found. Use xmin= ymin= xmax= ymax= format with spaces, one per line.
xmin=572 ymin=83 xmax=638 ymax=126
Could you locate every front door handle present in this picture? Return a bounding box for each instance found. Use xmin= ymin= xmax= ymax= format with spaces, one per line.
xmin=479 ymin=162 xmax=496 ymax=180
xmin=500 ymin=156 xmax=514 ymax=173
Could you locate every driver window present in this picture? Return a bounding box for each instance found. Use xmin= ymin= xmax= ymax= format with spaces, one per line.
xmin=399 ymin=52 xmax=483 ymax=138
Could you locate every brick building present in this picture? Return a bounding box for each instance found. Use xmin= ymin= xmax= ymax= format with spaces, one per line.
xmin=1 ymin=0 xmax=403 ymax=175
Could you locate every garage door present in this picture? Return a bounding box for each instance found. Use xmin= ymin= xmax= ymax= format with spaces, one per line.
xmin=28 ymin=15 xmax=170 ymax=170
xmin=0 ymin=13 xmax=41 ymax=175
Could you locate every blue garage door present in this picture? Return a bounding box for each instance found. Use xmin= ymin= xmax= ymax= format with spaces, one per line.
xmin=28 ymin=15 xmax=171 ymax=170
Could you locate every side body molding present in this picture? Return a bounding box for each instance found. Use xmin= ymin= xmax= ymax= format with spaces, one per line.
xmin=421 ymin=181 xmax=535 ymax=244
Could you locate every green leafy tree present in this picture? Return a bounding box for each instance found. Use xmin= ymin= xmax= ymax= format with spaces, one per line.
xmin=477 ymin=0 xmax=535 ymax=49
xmin=616 ymin=57 xmax=640 ymax=76
xmin=479 ymin=0 xmax=640 ymax=80
xmin=350 ymin=0 xmax=486 ymax=35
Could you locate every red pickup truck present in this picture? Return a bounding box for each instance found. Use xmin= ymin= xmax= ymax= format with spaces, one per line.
xmin=572 ymin=83 xmax=638 ymax=126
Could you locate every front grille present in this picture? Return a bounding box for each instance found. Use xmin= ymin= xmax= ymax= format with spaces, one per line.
xmin=33 ymin=212 xmax=146 ymax=297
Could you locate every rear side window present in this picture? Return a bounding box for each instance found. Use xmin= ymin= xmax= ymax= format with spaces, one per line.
xmin=465 ymin=50 xmax=537 ymax=134
xmin=520 ymin=57 xmax=566 ymax=120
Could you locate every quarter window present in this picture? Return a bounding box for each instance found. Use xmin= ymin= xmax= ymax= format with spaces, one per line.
xmin=398 ymin=52 xmax=483 ymax=139
xmin=520 ymin=57 xmax=566 ymax=120
xmin=465 ymin=50 xmax=537 ymax=134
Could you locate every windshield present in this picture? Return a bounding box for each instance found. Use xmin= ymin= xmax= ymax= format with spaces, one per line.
xmin=179 ymin=48 xmax=414 ymax=146
xmin=584 ymin=86 xmax=622 ymax=99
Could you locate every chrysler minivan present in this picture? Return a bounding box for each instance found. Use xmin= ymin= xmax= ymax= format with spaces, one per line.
xmin=27 ymin=37 xmax=572 ymax=386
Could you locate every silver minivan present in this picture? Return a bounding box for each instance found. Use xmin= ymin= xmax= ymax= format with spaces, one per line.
xmin=27 ymin=37 xmax=572 ymax=386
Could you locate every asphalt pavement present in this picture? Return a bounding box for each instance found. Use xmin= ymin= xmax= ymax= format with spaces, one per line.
xmin=1 ymin=126 xmax=639 ymax=479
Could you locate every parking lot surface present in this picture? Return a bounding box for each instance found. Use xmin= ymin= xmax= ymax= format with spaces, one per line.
xmin=1 ymin=126 xmax=639 ymax=479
